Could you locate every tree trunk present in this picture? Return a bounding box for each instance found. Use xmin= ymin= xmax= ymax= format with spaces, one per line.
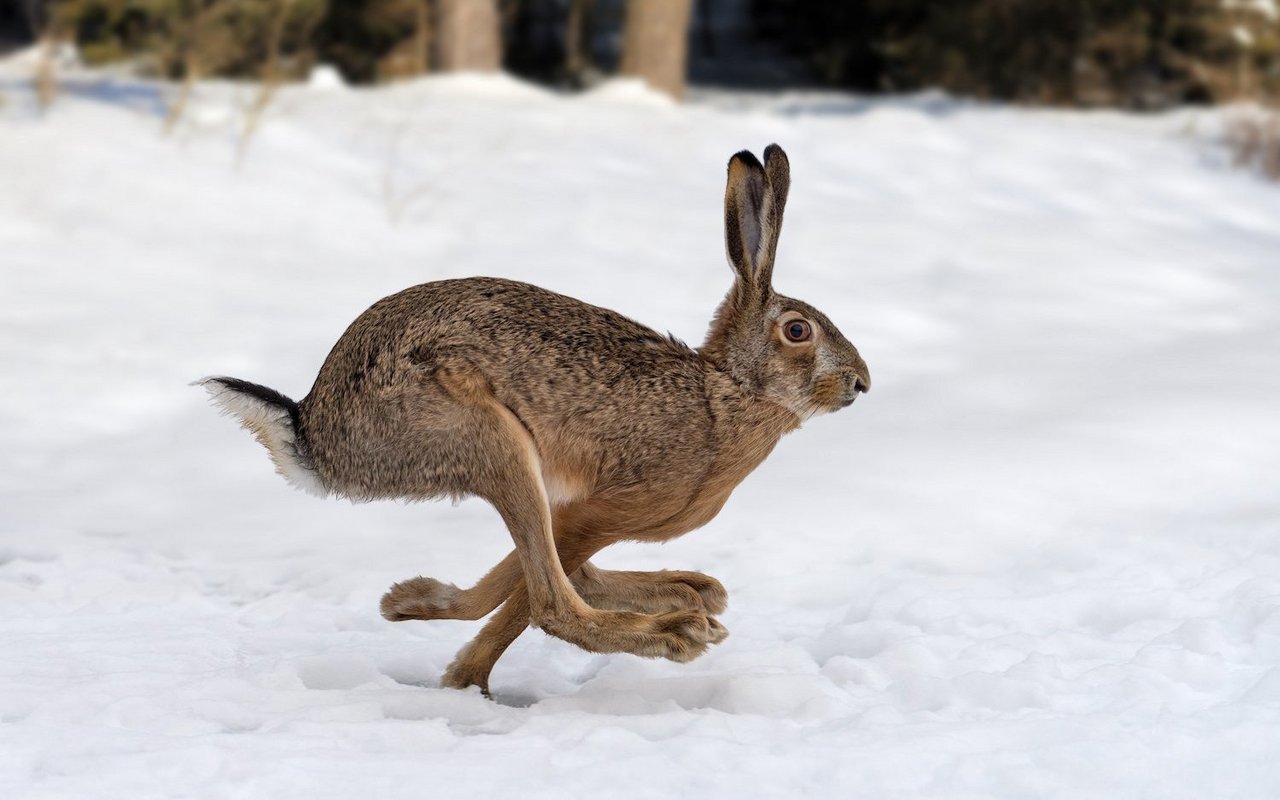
xmin=436 ymin=0 xmax=501 ymax=72
xmin=564 ymin=0 xmax=593 ymax=85
xmin=413 ymin=0 xmax=431 ymax=75
xmin=619 ymin=0 xmax=693 ymax=100
xmin=21 ymin=0 xmax=47 ymax=39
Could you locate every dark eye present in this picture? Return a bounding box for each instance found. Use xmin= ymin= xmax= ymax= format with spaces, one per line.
xmin=784 ymin=320 xmax=812 ymax=343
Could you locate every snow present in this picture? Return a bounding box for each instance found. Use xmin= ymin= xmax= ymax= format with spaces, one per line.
xmin=2 ymin=62 xmax=1280 ymax=799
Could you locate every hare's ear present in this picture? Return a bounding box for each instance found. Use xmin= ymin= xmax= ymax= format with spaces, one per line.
xmin=762 ymin=143 xmax=790 ymax=265
xmin=724 ymin=144 xmax=790 ymax=299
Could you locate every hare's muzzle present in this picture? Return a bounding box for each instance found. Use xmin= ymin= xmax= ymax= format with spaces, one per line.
xmin=838 ymin=374 xmax=870 ymax=408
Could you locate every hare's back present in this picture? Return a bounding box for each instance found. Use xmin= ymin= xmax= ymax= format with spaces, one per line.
xmin=349 ymin=277 xmax=701 ymax=376
xmin=302 ymin=278 xmax=717 ymax=498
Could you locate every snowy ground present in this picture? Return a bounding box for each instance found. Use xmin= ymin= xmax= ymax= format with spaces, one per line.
xmin=2 ymin=61 xmax=1279 ymax=799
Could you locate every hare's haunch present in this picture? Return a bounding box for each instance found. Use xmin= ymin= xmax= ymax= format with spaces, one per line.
xmin=198 ymin=145 xmax=870 ymax=695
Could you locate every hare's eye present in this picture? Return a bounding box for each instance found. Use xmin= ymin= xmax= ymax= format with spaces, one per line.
xmin=784 ymin=320 xmax=812 ymax=343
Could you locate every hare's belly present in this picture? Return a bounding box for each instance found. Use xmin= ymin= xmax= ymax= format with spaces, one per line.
xmin=539 ymin=439 xmax=742 ymax=541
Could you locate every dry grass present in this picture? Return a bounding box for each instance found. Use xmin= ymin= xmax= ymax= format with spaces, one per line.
xmin=1226 ymin=110 xmax=1280 ymax=182
xmin=235 ymin=0 xmax=322 ymax=164
xmin=33 ymin=10 xmax=72 ymax=112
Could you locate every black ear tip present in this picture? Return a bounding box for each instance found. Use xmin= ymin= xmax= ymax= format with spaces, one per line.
xmin=728 ymin=149 xmax=764 ymax=172
xmin=763 ymin=143 xmax=788 ymax=165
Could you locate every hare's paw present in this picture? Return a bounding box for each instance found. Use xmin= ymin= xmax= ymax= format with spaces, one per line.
xmin=577 ymin=578 xmax=703 ymax=615
xmin=542 ymin=608 xmax=723 ymax=663
xmin=380 ymin=576 xmax=461 ymax=621
xmin=644 ymin=610 xmax=728 ymax=661
xmin=440 ymin=636 xmax=498 ymax=696
xmin=441 ymin=660 xmax=492 ymax=696
xmin=575 ymin=568 xmax=729 ymax=615
xmin=617 ymin=570 xmax=728 ymax=615
xmin=664 ymin=571 xmax=728 ymax=615
xmin=705 ymin=615 xmax=729 ymax=645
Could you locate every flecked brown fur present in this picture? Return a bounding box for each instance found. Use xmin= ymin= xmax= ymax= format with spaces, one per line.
xmin=200 ymin=145 xmax=870 ymax=695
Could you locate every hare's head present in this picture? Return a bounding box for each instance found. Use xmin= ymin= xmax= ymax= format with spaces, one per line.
xmin=702 ymin=145 xmax=870 ymax=420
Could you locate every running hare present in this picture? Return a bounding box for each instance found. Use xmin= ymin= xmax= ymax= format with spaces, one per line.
xmin=199 ymin=145 xmax=869 ymax=695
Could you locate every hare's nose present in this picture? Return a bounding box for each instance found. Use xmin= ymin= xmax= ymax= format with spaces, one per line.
xmin=837 ymin=372 xmax=869 ymax=408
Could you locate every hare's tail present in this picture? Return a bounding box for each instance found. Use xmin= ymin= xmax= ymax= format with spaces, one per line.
xmin=194 ymin=376 xmax=328 ymax=498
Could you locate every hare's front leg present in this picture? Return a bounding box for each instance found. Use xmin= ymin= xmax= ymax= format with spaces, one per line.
xmin=380 ymin=551 xmax=521 ymax=622
xmin=571 ymin=563 xmax=729 ymax=617
xmin=441 ymin=589 xmax=531 ymax=694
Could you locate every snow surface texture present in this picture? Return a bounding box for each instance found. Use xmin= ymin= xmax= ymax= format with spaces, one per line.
xmin=1 ymin=63 xmax=1279 ymax=799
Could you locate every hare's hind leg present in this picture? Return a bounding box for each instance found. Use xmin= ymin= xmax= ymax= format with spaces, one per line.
xmin=435 ymin=368 xmax=719 ymax=666
xmin=572 ymin=563 xmax=729 ymax=616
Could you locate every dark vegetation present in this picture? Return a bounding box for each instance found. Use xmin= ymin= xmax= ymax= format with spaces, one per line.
xmin=9 ymin=0 xmax=1279 ymax=108
xmin=755 ymin=0 xmax=1280 ymax=108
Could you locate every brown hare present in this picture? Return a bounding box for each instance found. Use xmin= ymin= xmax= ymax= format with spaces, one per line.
xmin=198 ymin=145 xmax=870 ymax=695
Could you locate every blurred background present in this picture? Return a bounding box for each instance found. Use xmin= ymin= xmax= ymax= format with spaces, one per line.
xmin=1 ymin=0 xmax=1276 ymax=186
xmin=3 ymin=0 xmax=1279 ymax=104
xmin=4 ymin=0 xmax=1278 ymax=174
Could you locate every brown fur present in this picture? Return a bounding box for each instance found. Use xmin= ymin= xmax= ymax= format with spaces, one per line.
xmin=200 ymin=145 xmax=870 ymax=695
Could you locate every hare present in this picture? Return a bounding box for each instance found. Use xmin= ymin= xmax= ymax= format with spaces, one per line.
xmin=198 ymin=144 xmax=869 ymax=695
